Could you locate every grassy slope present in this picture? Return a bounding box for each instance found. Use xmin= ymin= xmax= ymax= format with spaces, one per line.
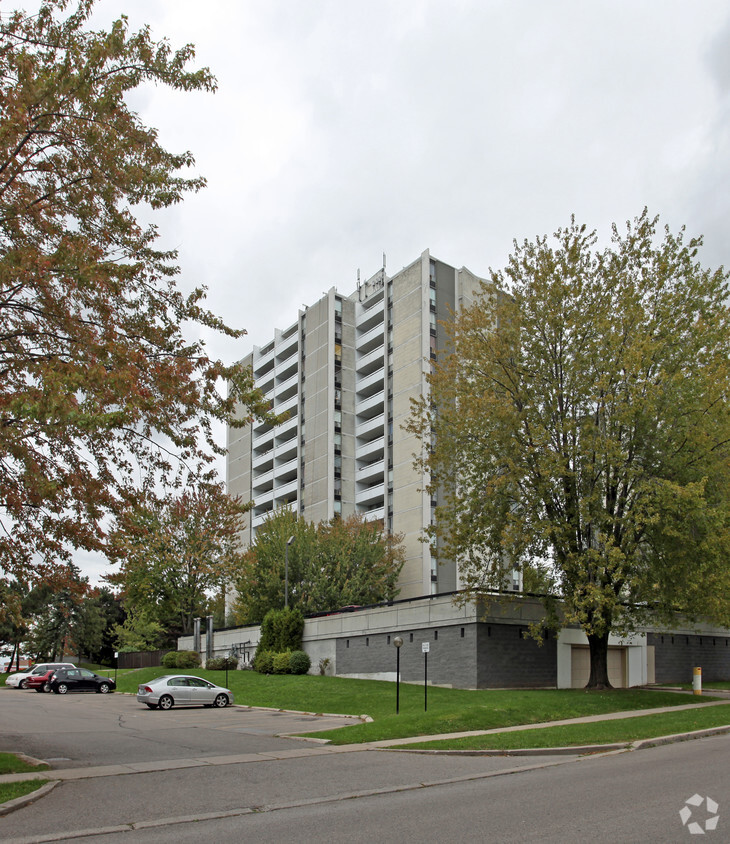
xmin=118 ymin=668 xmax=723 ymax=745
xmin=401 ymin=704 xmax=730 ymax=750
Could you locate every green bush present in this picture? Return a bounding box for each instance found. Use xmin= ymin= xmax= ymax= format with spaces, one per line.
xmin=175 ymin=650 xmax=201 ymax=668
xmin=161 ymin=651 xmax=178 ymax=668
xmin=272 ymin=651 xmax=291 ymax=675
xmin=205 ymin=656 xmax=238 ymax=670
xmin=259 ymin=608 xmax=304 ymax=652
xmin=161 ymin=650 xmax=201 ymax=669
xmin=252 ymin=649 xmax=274 ymax=674
xmin=289 ymin=650 xmax=311 ymax=675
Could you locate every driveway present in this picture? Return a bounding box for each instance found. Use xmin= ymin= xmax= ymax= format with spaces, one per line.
xmin=0 ymin=687 xmax=362 ymax=769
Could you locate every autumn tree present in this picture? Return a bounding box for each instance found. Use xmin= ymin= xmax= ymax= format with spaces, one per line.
xmin=106 ymin=485 xmax=246 ymax=641
xmin=232 ymin=509 xmax=405 ymax=624
xmin=408 ymin=211 xmax=730 ymax=689
xmin=0 ymin=1 xmax=272 ymax=585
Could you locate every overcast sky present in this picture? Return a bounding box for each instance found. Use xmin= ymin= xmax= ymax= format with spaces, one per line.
xmin=21 ymin=0 xmax=730 ymax=583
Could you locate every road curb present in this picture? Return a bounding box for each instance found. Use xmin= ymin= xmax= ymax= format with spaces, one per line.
xmin=377 ymin=724 xmax=730 ymax=757
xmin=0 ymin=781 xmax=59 ymax=817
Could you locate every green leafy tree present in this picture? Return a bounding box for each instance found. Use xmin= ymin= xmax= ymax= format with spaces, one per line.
xmin=232 ymin=509 xmax=405 ymax=624
xmin=0 ymin=0 xmax=273 ymax=586
xmin=112 ymin=606 xmax=165 ymax=653
xmin=26 ymin=564 xmax=96 ymax=660
xmin=408 ymin=211 xmax=730 ymax=689
xmin=106 ymin=485 xmax=246 ymax=641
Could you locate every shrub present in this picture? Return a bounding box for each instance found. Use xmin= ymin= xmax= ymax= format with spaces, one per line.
xmin=289 ymin=650 xmax=311 ymax=675
xmin=252 ymin=649 xmax=274 ymax=674
xmin=318 ymin=657 xmax=331 ymax=676
xmin=272 ymin=651 xmax=291 ymax=674
xmin=205 ymin=656 xmax=238 ymax=670
xmin=259 ymin=608 xmax=304 ymax=652
xmin=175 ymin=650 xmax=201 ymax=668
xmin=162 ymin=650 xmax=201 ymax=668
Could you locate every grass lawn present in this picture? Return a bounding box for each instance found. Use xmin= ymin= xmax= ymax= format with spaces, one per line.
xmin=115 ymin=668 xmax=721 ymax=745
xmin=398 ymin=703 xmax=730 ymax=751
xmin=0 ymin=752 xmax=50 ymax=808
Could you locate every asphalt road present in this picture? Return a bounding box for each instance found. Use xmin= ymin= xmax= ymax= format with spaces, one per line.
xmin=2 ymin=687 xmax=729 ymax=842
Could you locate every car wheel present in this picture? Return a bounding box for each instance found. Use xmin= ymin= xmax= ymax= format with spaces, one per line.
xmin=214 ymin=693 xmax=229 ymax=708
xmin=146 ymin=703 xmax=156 ymax=709
xmin=43 ymin=683 xmax=51 ymax=693
xmin=158 ymin=695 xmax=174 ymax=710
xmin=19 ymin=679 xmax=28 ymax=690
xmin=98 ymin=683 xmax=110 ymax=694
xmin=56 ymin=683 xmax=69 ymax=695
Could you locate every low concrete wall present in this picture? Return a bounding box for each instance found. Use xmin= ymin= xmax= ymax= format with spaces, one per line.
xmin=648 ymin=631 xmax=730 ymax=684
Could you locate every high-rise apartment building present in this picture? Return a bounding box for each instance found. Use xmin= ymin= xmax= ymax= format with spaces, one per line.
xmin=227 ymin=250 xmax=487 ymax=599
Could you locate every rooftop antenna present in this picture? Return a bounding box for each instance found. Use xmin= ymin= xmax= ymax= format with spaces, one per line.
xmin=383 ymin=252 xmax=386 ymax=271
xmin=357 ymin=269 xmax=361 ymax=301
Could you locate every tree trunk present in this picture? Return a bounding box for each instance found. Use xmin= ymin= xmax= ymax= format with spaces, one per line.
xmin=586 ymin=630 xmax=613 ymax=690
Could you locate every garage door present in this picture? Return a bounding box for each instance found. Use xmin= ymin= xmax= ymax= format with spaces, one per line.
xmin=571 ymin=646 xmax=626 ymax=688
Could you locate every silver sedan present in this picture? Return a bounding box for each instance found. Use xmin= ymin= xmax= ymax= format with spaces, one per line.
xmin=137 ymin=675 xmax=234 ymax=710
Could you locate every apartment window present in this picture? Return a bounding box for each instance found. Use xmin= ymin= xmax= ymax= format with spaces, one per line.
xmin=334 ymin=499 xmax=342 ymax=515
xmin=429 ymin=260 xmax=436 ymax=287
xmin=334 ymin=297 xmax=342 ymax=315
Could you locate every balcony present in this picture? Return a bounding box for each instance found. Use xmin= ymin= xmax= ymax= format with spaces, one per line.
xmin=253 ymin=342 xmax=275 ymax=377
xmin=356 ymin=345 xmax=386 ymax=377
xmin=274 ymin=457 xmax=298 ymax=483
xmin=275 ymin=354 xmax=299 ymax=383
xmin=356 ymin=300 xmax=384 ymax=334
xmin=357 ymin=459 xmax=384 ymax=484
xmin=356 ymin=390 xmax=385 ymax=420
xmin=356 ymin=413 xmax=385 ymax=442
xmin=356 ymin=367 xmax=384 ymax=398
xmin=252 ymin=504 xmax=274 ymax=528
xmin=252 ymin=427 xmax=275 ymax=451
xmin=356 ymin=435 xmax=384 ymax=463
xmin=275 ymin=478 xmax=299 ymax=501
xmin=275 ymin=371 xmax=299 ymax=401
xmin=276 ymin=394 xmax=298 ymax=419
xmin=252 ymin=449 xmax=274 ymax=471
xmin=274 ymin=415 xmax=298 ymax=442
xmin=356 ymin=482 xmax=385 ymax=507
xmin=356 ymin=323 xmax=385 ymax=355
xmin=252 ymin=469 xmax=274 ymax=493
xmin=276 ymin=329 xmax=299 ymax=363
xmin=275 ymin=437 xmax=298 ymax=463
xmin=256 ymin=370 xmax=275 ymax=397
xmin=362 ymin=505 xmax=385 ymax=523
xmin=253 ymin=487 xmax=274 ymax=508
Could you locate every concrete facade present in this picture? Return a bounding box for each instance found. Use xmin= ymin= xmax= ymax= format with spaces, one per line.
xmin=226 ymin=251 xmax=488 ymax=612
xmin=181 ymin=594 xmax=730 ymax=690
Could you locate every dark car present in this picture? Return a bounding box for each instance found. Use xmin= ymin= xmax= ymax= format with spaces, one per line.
xmin=26 ymin=669 xmax=56 ymax=693
xmin=49 ymin=668 xmax=116 ymax=695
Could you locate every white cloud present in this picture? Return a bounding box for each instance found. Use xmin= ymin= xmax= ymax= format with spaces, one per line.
xmin=8 ymin=0 xmax=730 ymax=583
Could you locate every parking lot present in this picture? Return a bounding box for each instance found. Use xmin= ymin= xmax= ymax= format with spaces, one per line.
xmin=0 ymin=685 xmax=362 ymax=769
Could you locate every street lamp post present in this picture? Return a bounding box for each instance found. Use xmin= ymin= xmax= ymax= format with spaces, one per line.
xmin=284 ymin=535 xmax=295 ymax=608
xmin=393 ymin=636 xmax=403 ymax=714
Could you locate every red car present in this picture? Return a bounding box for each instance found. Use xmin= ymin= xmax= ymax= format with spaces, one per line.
xmin=26 ymin=669 xmax=55 ymax=693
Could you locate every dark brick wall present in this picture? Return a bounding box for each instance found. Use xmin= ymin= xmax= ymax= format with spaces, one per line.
xmin=476 ymin=623 xmax=557 ymax=688
xmin=648 ymin=632 xmax=730 ymax=683
xmin=336 ymin=624 xmax=478 ymax=688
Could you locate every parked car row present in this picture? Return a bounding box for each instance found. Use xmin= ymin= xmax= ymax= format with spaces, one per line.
xmin=4 ymin=664 xmax=116 ymax=694
xmin=5 ymin=665 xmax=233 ymax=710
